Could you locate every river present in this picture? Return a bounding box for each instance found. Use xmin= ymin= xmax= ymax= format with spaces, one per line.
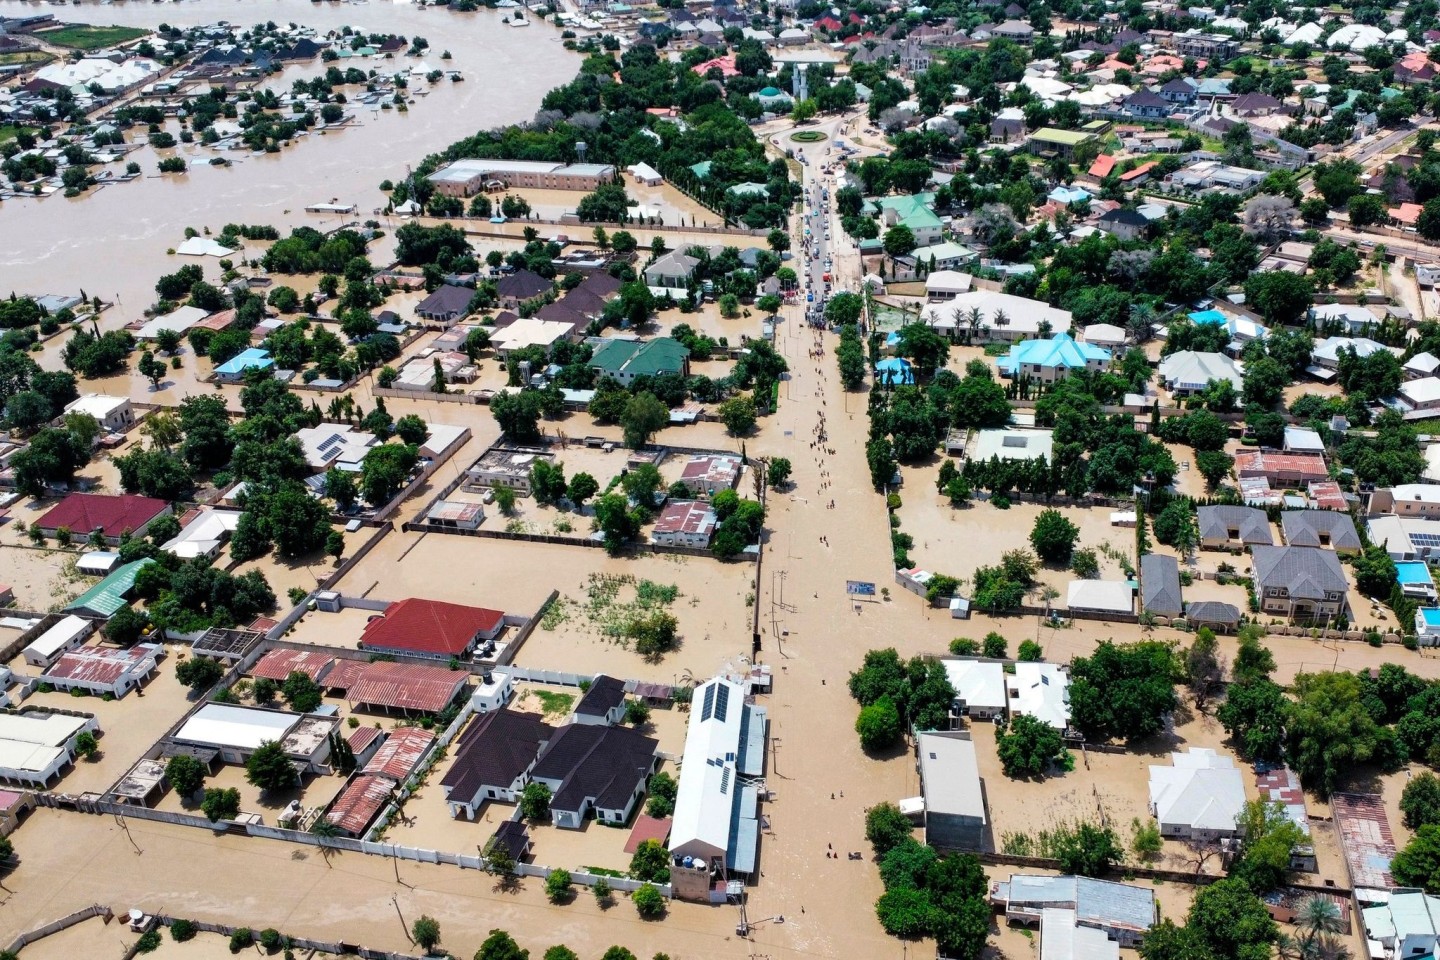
xmin=0 ymin=0 xmax=580 ymax=311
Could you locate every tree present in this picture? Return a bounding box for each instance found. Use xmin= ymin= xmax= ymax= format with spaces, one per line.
xmin=1186 ymin=877 xmax=1279 ymax=960
xmin=1069 ymin=641 xmax=1178 ymax=743
xmin=484 ymin=840 xmax=516 ymax=882
xmin=252 ymin=676 xmax=278 ymax=704
xmin=545 ymin=868 xmax=573 ymax=903
xmin=883 ymin=224 xmax=917 ymax=260
xmin=632 ymin=883 xmax=665 ymax=918
xmin=825 ymin=292 xmax=864 ymax=327
xmin=175 ymin=656 xmax=225 ymax=694
xmin=491 ymin=389 xmax=545 ymax=442
xmin=766 ymin=457 xmax=791 ymax=488
xmin=1403 ymin=773 xmax=1440 ymax=830
xmin=856 ymin=696 xmax=902 ymax=752
xmin=542 ymin=949 xmax=578 ymax=960
xmin=646 ymin=772 xmax=678 ymax=818
xmin=1352 ymin=545 xmax=1398 ymax=598
xmin=1230 ymin=800 xmax=1307 ymax=894
xmin=1233 ymin=628 xmax=1276 ymax=682
xmin=865 ymin=802 xmax=914 ymax=855
xmin=1029 ymin=509 xmax=1079 ymax=564
xmin=1244 ymin=272 xmax=1314 ymax=327
xmin=718 ymin=395 xmax=757 ymax=435
xmin=1348 ymin=193 xmax=1386 ymax=229
xmin=201 ymin=787 xmax=240 ymax=822
xmin=996 ymin=714 xmax=1065 ymax=778
xmin=629 ymin=838 xmax=670 ymax=883
xmin=412 ymin=916 xmax=442 ymax=953
xmin=165 ymin=754 xmax=207 ymax=798
xmin=1243 ymin=194 xmax=1295 ymax=244
xmin=474 ymin=929 xmax=528 ymax=960
xmin=1018 ymin=640 xmax=1043 ymax=662
xmin=1184 ymin=628 xmax=1226 ymax=710
xmin=246 ymin=740 xmax=299 ymax=794
xmin=1394 ymin=825 xmax=1440 ymax=893
xmin=1287 ymin=671 xmax=1399 ymax=795
xmin=520 ymin=782 xmax=552 ymax=821
xmin=530 ymin=459 xmax=569 ymax=506
xmin=620 ymin=392 xmax=668 ymax=448
xmin=1054 ymin=822 xmax=1123 ymax=877
xmin=1218 ymin=678 xmax=1287 ymax=762
xmin=282 ymin=670 xmax=323 ymax=713
xmin=104 ymin=603 xmax=151 ymax=646
xmin=766 ymin=229 xmax=790 ymax=253
xmin=592 ymin=878 xmax=613 ymax=906
xmin=567 ymin=472 xmax=598 ymax=508
xmin=361 ymin=443 xmax=418 ymax=505
xmin=982 ymin=631 xmax=1008 ymax=659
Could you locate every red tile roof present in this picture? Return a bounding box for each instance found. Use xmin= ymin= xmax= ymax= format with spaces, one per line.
xmin=325 ymin=773 xmax=393 ymax=835
xmin=1088 ymin=154 xmax=1118 ymax=178
xmin=1391 ymin=202 xmax=1423 ymax=225
xmin=691 ymin=55 xmax=739 ymax=77
xmin=37 ymin=493 xmax=169 ymax=538
xmin=250 ymin=649 xmax=335 ymax=683
xmin=363 ymin=727 xmax=436 ymax=781
xmin=624 ymin=814 xmax=673 ymax=854
xmin=346 ymin=661 xmax=467 ymax=714
xmin=360 ymin=598 xmax=504 ymax=658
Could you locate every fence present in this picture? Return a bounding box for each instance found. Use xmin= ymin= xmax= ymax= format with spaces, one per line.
xmin=3 ymin=903 xmax=112 ymax=956
xmin=372 ymin=386 xmax=484 ymax=405
xmin=976 ymin=851 xmax=1351 ymax=895
xmin=151 ymin=916 xmax=434 ymax=960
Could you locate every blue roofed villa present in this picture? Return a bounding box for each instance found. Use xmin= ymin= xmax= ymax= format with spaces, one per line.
xmin=214 ymin=348 xmax=275 ymax=383
xmin=1398 ymin=561 xmax=1437 ymax=601
xmin=997 ymin=333 xmax=1110 ymax=384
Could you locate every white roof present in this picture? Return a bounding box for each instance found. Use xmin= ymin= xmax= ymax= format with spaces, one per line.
xmin=917 ymin=732 xmax=985 ymax=820
xmin=1403 ymin=377 xmax=1440 ymax=407
xmin=175 ymin=237 xmax=236 ymax=258
xmin=162 ymin=508 xmax=242 ymax=560
xmin=175 ymin=703 xmax=299 ymax=751
xmin=1312 ymin=336 xmax=1392 ymax=364
xmin=64 ymin=394 xmax=129 ymax=420
xmin=1081 ymin=323 xmax=1127 ymax=347
xmin=1326 ymin=22 xmax=1388 ymax=49
xmin=1390 ymin=484 xmax=1440 ymax=505
xmin=23 ymin=615 xmax=92 ymax=662
xmin=925 ymin=270 xmax=973 ymax=294
xmin=971 ymin=428 xmax=1054 ymax=463
xmin=294 ymin=424 xmax=379 ymax=471
xmin=943 ymin=659 xmax=1007 ymax=710
xmin=1040 ymin=908 xmax=1119 ymax=960
xmin=1311 ymin=303 xmax=1380 ymax=327
xmin=670 ymin=676 xmax=746 ymax=860
xmin=1149 ymin=748 xmax=1245 ymax=832
xmin=137 ymin=306 xmax=209 ymax=340
xmin=1284 ymin=426 xmax=1325 ymax=453
xmin=627 ymin=162 xmax=662 ymax=181
xmin=1284 ymin=21 xmax=1323 ymax=45
xmin=1008 ymin=662 xmax=1071 ymax=729
xmin=1408 ymin=352 xmax=1440 ymax=375
xmin=1157 ymin=350 xmax=1244 ymax=390
xmin=490 ymin=317 xmax=573 ymax=352
xmin=0 ymin=711 xmax=90 ymax=747
xmin=1066 ymin=579 xmax=1132 ymax=613
xmin=921 ymin=290 xmax=1073 ymax=335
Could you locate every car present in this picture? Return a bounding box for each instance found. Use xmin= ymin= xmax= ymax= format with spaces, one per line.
xmin=807 ymin=292 xmax=815 ymax=302
xmin=489 ymin=215 xmax=507 ymax=223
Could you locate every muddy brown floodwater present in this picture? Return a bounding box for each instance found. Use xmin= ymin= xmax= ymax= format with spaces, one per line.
xmin=0 ymin=0 xmax=580 ymax=310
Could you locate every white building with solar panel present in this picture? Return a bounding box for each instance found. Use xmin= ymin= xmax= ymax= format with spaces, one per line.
xmin=668 ymin=676 xmax=767 ymax=893
xmin=294 ymin=424 xmax=380 ymax=473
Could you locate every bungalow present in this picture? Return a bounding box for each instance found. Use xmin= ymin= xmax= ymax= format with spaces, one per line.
xmin=43 ymin=642 xmax=161 ymax=698
xmin=992 ymin=874 xmax=1156 ymax=946
xmin=651 ymin=500 xmax=718 ymax=548
xmin=1234 ymin=450 xmax=1328 ymax=487
xmin=359 ymin=597 xmax=505 ymax=661
xmin=642 ymin=251 xmax=700 ymax=291
xmin=626 ymin=162 xmax=662 ymax=186
xmin=213 ymin=348 xmax=274 ymax=383
xmin=1280 ymin=510 xmax=1361 ymax=554
xmin=1197 ymin=505 xmax=1274 ymax=549
xmin=1140 ymin=553 xmax=1182 ymax=618
xmin=942 ymin=658 xmax=1007 ymax=721
xmin=1008 ymin=662 xmax=1070 ymax=731
xmin=1123 ymin=90 xmax=1171 ymax=119
xmin=574 ymin=675 xmax=627 ymax=726
xmin=926 ymin=271 xmax=973 ymax=301
xmin=590 ymin=337 xmax=689 ymax=386
xmin=414 ymin=284 xmax=473 ymax=327
xmin=530 ymin=722 xmax=659 ymax=829
xmin=1186 ymin=601 xmax=1242 ymax=632
xmin=495 ymin=270 xmax=553 ymax=309
xmin=36 ymin=493 xmax=170 ymax=545
xmin=996 ymin=333 xmax=1110 ymax=384
xmin=63 ymin=394 xmax=134 ymax=435
xmin=1149 ymin=748 xmax=1245 ymax=839
xmin=991 ymin=19 xmax=1034 ymax=41
xmin=1026 ymin=128 xmax=1098 ymax=159
xmin=1066 ymin=579 xmax=1133 ymax=616
xmin=161 ymin=508 xmax=241 ymax=562
xmin=1310 ymin=303 xmax=1381 ymax=335
xmin=441 ymin=708 xmax=554 ymax=820
xmin=679 ymin=454 xmax=742 ymax=497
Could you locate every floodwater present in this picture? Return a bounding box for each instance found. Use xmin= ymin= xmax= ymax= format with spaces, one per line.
xmin=0 ymin=0 xmax=580 ymax=309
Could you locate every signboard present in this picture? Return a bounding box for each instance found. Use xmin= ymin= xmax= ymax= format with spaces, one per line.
xmin=846 ymin=581 xmax=876 ymax=597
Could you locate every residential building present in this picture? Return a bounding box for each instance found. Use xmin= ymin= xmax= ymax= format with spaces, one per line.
xmin=574 ymin=675 xmax=627 ymax=726
xmin=1164 ymin=160 xmax=1266 ymax=192
xmin=161 ymin=508 xmax=241 ymax=562
xmin=651 ymin=500 xmax=718 ymax=548
xmin=921 ymin=291 xmax=1074 ymax=343
xmin=1234 ymin=451 xmax=1329 ymax=487
xmin=1310 ymin=303 xmax=1382 ymax=335
xmin=463 ymin=446 xmax=555 ymax=495
xmin=341 ymin=661 xmax=470 ymax=715
xmin=1123 ymin=89 xmax=1171 ymax=119
xmin=1038 ymin=909 xmax=1118 ymax=960
xmin=1157 ymin=351 xmax=1245 ymax=396
xmin=427 ymin=159 xmax=616 ymax=197
xmin=925 ymin=270 xmax=972 ymax=301
xmin=1149 ymin=747 xmax=1246 ymax=839
xmin=964 ymin=428 xmax=1053 ymax=465
xmin=1097 ymin=208 xmax=1150 ymax=240
xmin=669 ymin=677 xmax=767 ymax=882
xmin=1140 ymin=553 xmax=1182 ymax=618
xmin=362 ymin=727 xmax=436 ymax=783
xmin=213 ymin=348 xmax=275 ymax=383
xmin=679 ymin=454 xmax=742 ymax=497
xmin=941 ymin=659 xmax=1007 ymax=721
xmin=1362 ymin=889 xmax=1440 ymax=960
xmin=992 ymin=874 xmax=1157 ymax=946
xmin=294 ymin=424 xmax=379 ymax=474
xmin=359 ymin=598 xmax=505 ymax=661
xmin=1400 ymin=377 xmax=1440 ymax=414
xmin=1251 ymin=545 xmax=1349 ymax=621
xmin=992 ymin=19 xmax=1035 ymax=40
xmin=1197 ymin=505 xmax=1274 ymax=549
xmin=1280 ymin=510 xmax=1361 ymax=553
xmin=872 ymin=194 xmax=945 ymax=247
xmin=1080 ymin=323 xmax=1128 ymax=351
xmin=440 ymin=711 xmax=552 ymax=823
xmin=589 ymin=338 xmax=690 ymax=385
xmin=423 ymin=500 xmax=484 ymax=531
xmin=324 ymin=773 xmax=394 ymax=837
xmin=43 ymin=642 xmax=161 ymax=698
xmin=917 ymin=730 xmax=988 ymax=850
xmin=529 ymin=722 xmax=659 ymax=828
xmin=643 ymin=251 xmax=701 ymax=290
xmin=1310 ymin=336 xmax=1393 ymax=375
xmin=1172 ymin=31 xmax=1238 ymax=59
xmin=22 ymin=615 xmax=94 ymax=668
xmin=63 ymin=394 xmax=133 ymax=434
xmin=1186 ymin=601 xmax=1242 ymax=632
xmin=0 ymin=711 xmax=99 ymax=787
xmin=1372 ymin=484 xmax=1440 ymax=519
xmin=249 ymin=649 xmax=335 ymax=685
xmin=1369 ymin=514 xmax=1440 ymax=561
xmin=489 ymin=317 xmax=576 ymax=359
xmin=1283 ymin=426 xmax=1325 ymax=455
xmin=904 ymin=241 xmax=977 ymax=272
xmin=996 ymin=333 xmax=1111 ymax=383
xmin=171 ymin=704 xmax=336 ymax=772
xmin=1026 ymin=128 xmax=1098 ymax=158
xmin=64 ymin=558 xmax=153 ymax=618
xmin=414 ymin=284 xmax=473 ymax=327
xmin=1067 ymin=580 xmax=1133 ymax=616
xmin=35 ymin=493 xmax=170 ymax=545
xmin=1007 ymin=662 xmax=1070 ymax=731
xmin=495 ymin=270 xmax=554 ymax=308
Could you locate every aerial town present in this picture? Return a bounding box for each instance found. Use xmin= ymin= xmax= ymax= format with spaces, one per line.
xmin=9 ymin=0 xmax=1440 ymax=958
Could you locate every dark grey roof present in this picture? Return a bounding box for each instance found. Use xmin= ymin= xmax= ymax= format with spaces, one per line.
xmin=576 ymin=674 xmax=626 ymax=717
xmin=1198 ymin=505 xmax=1274 ymax=545
xmin=416 ymin=284 xmax=473 ymax=316
xmin=1140 ymin=553 xmax=1182 ymax=617
xmin=1185 ymin=600 xmax=1240 ymax=625
xmin=1161 ymin=78 xmax=1196 ymax=94
xmin=1100 ymin=208 xmax=1149 ymax=228
xmin=490 ymin=819 xmax=529 ymax=861
xmin=495 ymin=269 xmax=553 ymax=301
xmin=1251 ymin=545 xmax=1348 ymax=599
xmin=1125 ymin=90 xmax=1170 ymax=109
xmin=1280 ymin=510 xmax=1361 ymax=551
xmin=440 ymin=708 xmax=553 ymax=802
xmin=533 ymin=723 xmax=657 ymax=815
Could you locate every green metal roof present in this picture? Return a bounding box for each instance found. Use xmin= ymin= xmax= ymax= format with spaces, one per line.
xmin=1029 ymin=127 xmax=1096 ymax=146
xmin=66 ymin=558 xmax=153 ymax=618
xmin=689 ymin=161 xmax=713 ymax=180
xmin=591 ymin=337 xmax=689 ymax=378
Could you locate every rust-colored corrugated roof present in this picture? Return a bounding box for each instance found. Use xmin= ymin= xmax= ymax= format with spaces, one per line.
xmin=346 ymin=725 xmax=383 ymax=755
xmin=249 ymin=649 xmax=335 ymax=683
xmin=45 ymin=643 xmax=157 ymax=687
xmin=363 ymin=727 xmax=436 ymax=781
xmin=37 ymin=493 xmax=168 ymax=538
xmin=325 ymin=773 xmax=393 ymax=835
xmin=324 ymin=659 xmax=369 ymax=692
xmin=346 ymin=661 xmax=468 ymax=713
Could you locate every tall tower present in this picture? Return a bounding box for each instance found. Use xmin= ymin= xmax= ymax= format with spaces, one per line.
xmin=793 ymin=63 xmax=808 ymax=101
xmin=575 ymin=141 xmax=588 ymax=164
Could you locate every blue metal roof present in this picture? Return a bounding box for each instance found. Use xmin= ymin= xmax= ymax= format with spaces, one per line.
xmin=737 ymin=704 xmax=766 ymax=777
xmin=726 ymin=782 xmax=760 ymax=874
xmin=997 ymin=333 xmax=1110 ymax=375
xmin=214 ymin=348 xmax=274 ymax=376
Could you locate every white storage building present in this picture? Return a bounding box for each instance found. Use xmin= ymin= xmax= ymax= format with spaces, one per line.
xmin=0 ymin=711 xmax=98 ymax=787
xmin=22 ymin=616 xmax=94 ymax=668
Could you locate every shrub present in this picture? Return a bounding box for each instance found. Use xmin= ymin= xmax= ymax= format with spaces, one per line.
xmin=632 ymin=882 xmax=665 ymax=917
xmin=229 ymin=928 xmax=253 ymax=953
xmin=136 ymin=930 xmax=162 ymax=953
xmin=170 ymin=920 xmax=197 ymax=942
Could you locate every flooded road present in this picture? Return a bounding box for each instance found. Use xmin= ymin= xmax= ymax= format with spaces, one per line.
xmin=0 ymin=0 xmax=580 ymax=311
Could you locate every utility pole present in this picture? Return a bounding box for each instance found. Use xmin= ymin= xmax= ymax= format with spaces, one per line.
xmin=392 ymin=894 xmax=413 ymax=944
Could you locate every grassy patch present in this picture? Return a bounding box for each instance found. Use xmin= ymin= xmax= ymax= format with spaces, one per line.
xmin=530 ymin=690 xmax=574 ymax=718
xmin=41 ymin=25 xmax=149 ymax=50
xmin=0 ymin=51 xmax=51 ymax=68
xmin=790 ymin=130 xmax=827 ymax=143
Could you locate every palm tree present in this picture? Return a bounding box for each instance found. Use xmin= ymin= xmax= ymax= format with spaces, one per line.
xmin=992 ymin=308 xmax=1010 ymax=328
xmin=1298 ymin=897 xmax=1343 ymax=941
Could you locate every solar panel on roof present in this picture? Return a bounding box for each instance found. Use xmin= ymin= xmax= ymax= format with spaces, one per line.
xmin=701 ymin=683 xmax=717 ymax=721
xmin=714 ymin=683 xmax=730 ymax=722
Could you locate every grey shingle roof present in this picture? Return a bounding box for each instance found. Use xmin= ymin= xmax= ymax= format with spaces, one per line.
xmin=1251 ymin=545 xmax=1348 ymax=599
xmin=1140 ymin=554 xmax=1182 ymax=617
xmin=1280 ymin=510 xmax=1361 ymax=552
xmin=1197 ymin=505 xmax=1274 ymax=545
xmin=1185 ymin=601 xmax=1240 ymax=625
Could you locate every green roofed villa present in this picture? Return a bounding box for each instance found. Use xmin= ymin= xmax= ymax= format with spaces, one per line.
xmin=590 ymin=337 xmax=690 ymax=386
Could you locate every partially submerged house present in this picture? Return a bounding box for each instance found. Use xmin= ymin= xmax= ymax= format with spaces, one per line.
xmin=1149 ymin=747 xmax=1245 ymax=839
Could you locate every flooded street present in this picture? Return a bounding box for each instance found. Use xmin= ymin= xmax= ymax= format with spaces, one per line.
xmin=0 ymin=0 xmax=580 ymax=310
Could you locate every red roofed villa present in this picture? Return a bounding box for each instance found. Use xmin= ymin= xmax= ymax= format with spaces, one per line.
xmin=691 ymin=55 xmax=739 ymax=78
xmin=36 ymin=493 xmax=171 ymax=545
xmin=1392 ymin=202 xmax=1423 ymax=226
xmin=364 ymin=726 xmax=437 ymax=780
xmin=1088 ymin=154 xmax=1118 ymax=179
xmin=1234 ymin=450 xmax=1328 ymax=486
xmin=359 ymin=598 xmax=505 ymax=661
